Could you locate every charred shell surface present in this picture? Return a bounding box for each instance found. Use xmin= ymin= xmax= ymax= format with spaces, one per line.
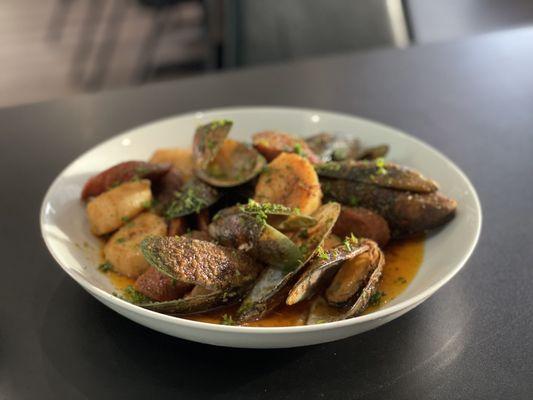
xmin=321 ymin=178 xmax=457 ymax=237
xmin=140 ymin=236 xmax=261 ymax=291
xmin=316 ymin=160 xmax=438 ymax=193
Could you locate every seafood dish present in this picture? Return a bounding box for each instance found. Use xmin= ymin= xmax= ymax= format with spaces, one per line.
xmin=81 ymin=121 xmax=457 ymax=326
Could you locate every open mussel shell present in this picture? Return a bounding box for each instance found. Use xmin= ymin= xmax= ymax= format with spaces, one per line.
xmin=193 ymin=120 xmax=233 ymax=170
xmin=237 ymin=202 xmax=341 ymax=322
xmin=269 ymin=214 xmax=317 ymax=231
xmin=238 ymin=199 xmax=317 ymax=231
xmin=196 ymin=140 xmax=267 ymax=187
xmin=305 ymin=242 xmax=385 ymax=324
xmin=316 ymin=160 xmax=438 ymax=193
xmin=138 ymin=288 xmax=244 ymax=315
xmin=285 ymin=238 xmax=371 ymax=305
xmin=164 ymin=178 xmax=220 ymax=219
xmin=208 ymin=206 xmax=301 ymax=270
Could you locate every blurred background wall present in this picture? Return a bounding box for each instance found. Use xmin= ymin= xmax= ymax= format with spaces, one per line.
xmin=1 ymin=0 xmax=533 ymax=108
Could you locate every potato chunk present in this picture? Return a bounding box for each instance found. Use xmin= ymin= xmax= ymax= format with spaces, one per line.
xmin=254 ymin=153 xmax=322 ymax=215
xmin=104 ymin=212 xmax=167 ymax=278
xmin=86 ymin=180 xmax=152 ymax=235
xmin=149 ymin=147 xmax=194 ymax=181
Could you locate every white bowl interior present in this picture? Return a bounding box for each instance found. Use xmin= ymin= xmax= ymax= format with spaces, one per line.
xmin=40 ymin=107 xmax=481 ymax=347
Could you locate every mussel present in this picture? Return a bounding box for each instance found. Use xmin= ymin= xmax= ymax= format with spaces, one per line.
xmin=321 ymin=178 xmax=457 ymax=237
xmin=237 ymin=202 xmax=341 ymax=322
xmin=305 ymin=133 xmax=389 ymax=162
xmin=193 ymin=121 xmax=266 ymax=187
xmin=208 ymin=204 xmax=303 ymax=271
xmin=136 ymin=235 xmax=262 ymax=315
xmin=315 ymin=160 xmax=438 ymax=193
xmin=303 ymin=240 xmax=385 ymax=324
xmin=141 ymin=236 xmax=261 ymax=291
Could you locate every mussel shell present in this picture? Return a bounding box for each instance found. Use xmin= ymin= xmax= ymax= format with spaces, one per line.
xmin=140 ymin=236 xmax=261 ymax=291
xmin=269 ymin=214 xmax=317 ymax=231
xmin=325 ymin=242 xmax=383 ymax=306
xmin=139 ymin=288 xmax=243 ymax=315
xmin=165 ymin=178 xmax=220 ymax=219
xmin=285 ymin=240 xmax=371 ymax=305
xmin=321 ymin=178 xmax=457 ymax=237
xmin=236 ymin=202 xmax=341 ymax=322
xmin=357 ymin=144 xmax=389 ymax=160
xmin=316 ymin=160 xmax=438 ymax=193
xmin=305 ymin=244 xmax=384 ymax=324
xmin=305 ymin=132 xmax=360 ymax=162
xmin=196 ymin=140 xmax=267 ymax=187
xmin=193 ymin=120 xmax=233 ymax=170
xmin=208 ymin=207 xmax=301 ymax=270
xmin=305 ymin=296 xmax=345 ymax=325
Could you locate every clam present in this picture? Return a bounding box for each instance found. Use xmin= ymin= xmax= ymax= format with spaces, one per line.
xmin=316 ymin=160 xmax=438 ymax=193
xmin=193 ymin=120 xmax=266 ymax=187
xmin=237 ymin=202 xmax=341 ymax=322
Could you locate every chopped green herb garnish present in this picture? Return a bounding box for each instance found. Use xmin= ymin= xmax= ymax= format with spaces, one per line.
xmin=369 ymin=291 xmax=385 ymax=306
xmin=116 ymin=237 xmax=126 ymax=244
xmin=220 ymin=314 xmax=236 ymax=325
xmin=348 ymin=195 xmax=359 ymax=207
xmin=121 ymin=216 xmax=131 ymax=223
xmin=165 ymin=185 xmax=211 ymax=219
xmin=141 ymin=199 xmax=152 ymax=209
xmin=238 ymin=199 xmax=298 ymax=226
xmin=98 ymin=261 xmax=113 ymax=272
xmin=298 ymin=229 xmax=310 ymax=239
xmin=316 ymin=246 xmax=329 ymax=260
xmin=375 ymin=158 xmax=387 ymax=175
xmin=293 ymin=143 xmax=306 ymax=156
xmin=135 ymin=166 xmax=151 ymax=175
xmin=123 ymin=285 xmax=152 ymax=304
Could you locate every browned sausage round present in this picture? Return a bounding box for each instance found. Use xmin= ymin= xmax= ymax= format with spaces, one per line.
xmin=332 ymin=206 xmax=391 ymax=247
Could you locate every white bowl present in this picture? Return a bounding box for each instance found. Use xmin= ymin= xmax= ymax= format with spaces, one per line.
xmin=40 ymin=107 xmax=481 ymax=348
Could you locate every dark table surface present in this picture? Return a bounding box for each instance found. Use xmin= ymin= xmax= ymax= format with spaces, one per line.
xmin=1 ymin=27 xmax=533 ymax=400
